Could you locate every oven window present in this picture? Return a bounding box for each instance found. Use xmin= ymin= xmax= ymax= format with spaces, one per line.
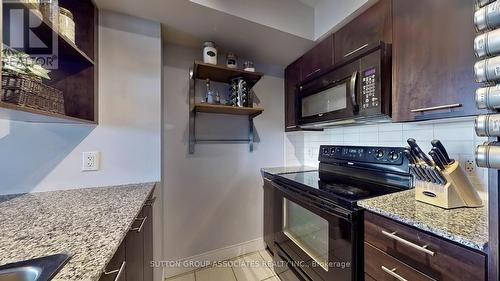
xmin=283 ymin=198 xmax=329 ymax=271
xmin=301 ymin=83 xmax=347 ymax=117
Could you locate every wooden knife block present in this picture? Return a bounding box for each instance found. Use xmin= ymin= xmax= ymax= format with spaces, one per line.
xmin=414 ymin=161 xmax=483 ymax=209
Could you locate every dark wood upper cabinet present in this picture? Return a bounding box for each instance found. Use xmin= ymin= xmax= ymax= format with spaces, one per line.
xmin=284 ymin=60 xmax=301 ymax=131
xmin=334 ymin=0 xmax=392 ymax=60
xmin=300 ymin=35 xmax=334 ymax=81
xmin=392 ymin=0 xmax=485 ymax=122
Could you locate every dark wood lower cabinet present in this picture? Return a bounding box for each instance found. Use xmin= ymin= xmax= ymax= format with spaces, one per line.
xmin=99 ymin=240 xmax=126 ymax=281
xmin=143 ymin=198 xmax=155 ymax=281
xmin=126 ymin=217 xmax=146 ymax=281
xmin=99 ymin=192 xmax=155 ymax=281
xmin=364 ymin=211 xmax=486 ymax=281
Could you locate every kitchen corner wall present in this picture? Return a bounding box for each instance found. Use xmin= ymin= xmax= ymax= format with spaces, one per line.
xmin=0 ymin=11 xmax=162 ymax=194
xmin=285 ymin=118 xmax=489 ymax=198
xmin=162 ymin=43 xmax=284 ymax=275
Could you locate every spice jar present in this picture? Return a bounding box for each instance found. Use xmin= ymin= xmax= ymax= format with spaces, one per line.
xmin=226 ymin=52 xmax=237 ymax=69
xmin=203 ymin=42 xmax=217 ymax=65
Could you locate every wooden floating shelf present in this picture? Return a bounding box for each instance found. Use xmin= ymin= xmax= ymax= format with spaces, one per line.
xmin=193 ymin=61 xmax=263 ymax=88
xmin=17 ymin=2 xmax=95 ymax=76
xmin=0 ymin=101 xmax=96 ymax=124
xmin=194 ymin=103 xmax=264 ymax=117
xmin=1 ymin=0 xmax=98 ymax=124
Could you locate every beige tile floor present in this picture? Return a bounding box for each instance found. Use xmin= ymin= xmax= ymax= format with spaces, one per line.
xmin=166 ymin=250 xmax=280 ymax=281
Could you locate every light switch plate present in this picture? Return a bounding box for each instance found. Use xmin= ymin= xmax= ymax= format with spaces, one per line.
xmin=82 ymin=151 xmax=100 ymax=171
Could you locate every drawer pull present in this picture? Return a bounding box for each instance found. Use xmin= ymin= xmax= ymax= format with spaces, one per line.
xmin=145 ymin=197 xmax=157 ymax=206
xmin=381 ymin=230 xmax=435 ymax=256
xmin=381 ymin=266 xmax=408 ymax=281
xmin=410 ymin=103 xmax=462 ymax=113
xmin=130 ymin=217 xmax=147 ymax=233
xmin=104 ymin=261 xmax=126 ymax=281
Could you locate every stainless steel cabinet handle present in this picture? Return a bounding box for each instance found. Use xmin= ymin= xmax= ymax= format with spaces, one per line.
xmin=350 ymin=71 xmax=359 ymax=111
xmin=305 ymin=68 xmax=321 ymax=78
xmin=381 ymin=230 xmax=435 ymax=256
xmin=286 ymin=126 xmax=297 ymax=129
xmin=381 ymin=266 xmax=408 ymax=281
xmin=104 ymin=261 xmax=126 ymax=281
xmin=344 ymin=43 xmax=369 ymax=57
xmin=410 ymin=103 xmax=462 ymax=113
xmin=130 ymin=217 xmax=147 ymax=233
xmin=144 ymin=197 xmax=156 ymax=206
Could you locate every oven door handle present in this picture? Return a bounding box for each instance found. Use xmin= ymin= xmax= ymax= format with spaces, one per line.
xmin=276 ymin=246 xmax=312 ymax=281
xmin=272 ymin=181 xmax=352 ymax=221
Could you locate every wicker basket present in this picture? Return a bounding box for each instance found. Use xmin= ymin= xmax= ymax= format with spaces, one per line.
xmin=1 ymin=72 xmax=65 ymax=115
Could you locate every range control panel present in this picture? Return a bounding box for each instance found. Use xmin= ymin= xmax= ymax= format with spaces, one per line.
xmin=318 ymin=145 xmax=405 ymax=165
xmin=362 ymin=68 xmax=378 ymax=109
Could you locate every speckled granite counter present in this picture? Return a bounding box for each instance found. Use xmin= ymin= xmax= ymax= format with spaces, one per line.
xmin=358 ymin=189 xmax=488 ymax=252
xmin=261 ymin=166 xmax=317 ymax=176
xmin=0 ymin=182 xmax=156 ymax=281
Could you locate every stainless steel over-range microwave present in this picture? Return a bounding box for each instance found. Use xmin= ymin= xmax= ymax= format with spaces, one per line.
xmin=298 ymin=42 xmax=392 ymax=128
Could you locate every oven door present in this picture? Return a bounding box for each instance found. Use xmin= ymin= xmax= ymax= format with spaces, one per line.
xmin=272 ymin=181 xmax=360 ymax=281
xmin=298 ymin=60 xmax=361 ymax=125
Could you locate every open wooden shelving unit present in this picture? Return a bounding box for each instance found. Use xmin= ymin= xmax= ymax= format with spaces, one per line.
xmin=189 ymin=61 xmax=264 ymax=153
xmin=0 ymin=0 xmax=98 ymax=124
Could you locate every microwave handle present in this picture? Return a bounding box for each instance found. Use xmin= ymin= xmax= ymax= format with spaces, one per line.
xmin=350 ymin=71 xmax=359 ymax=112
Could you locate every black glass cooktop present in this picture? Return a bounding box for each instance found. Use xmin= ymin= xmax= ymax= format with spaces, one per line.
xmin=275 ymin=171 xmax=401 ymax=209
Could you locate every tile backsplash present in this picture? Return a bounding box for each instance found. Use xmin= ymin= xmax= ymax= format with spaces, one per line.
xmin=284 ymin=117 xmax=489 ymax=197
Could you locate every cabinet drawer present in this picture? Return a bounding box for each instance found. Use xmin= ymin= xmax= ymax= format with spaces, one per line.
xmin=99 ymin=240 xmax=126 ymax=281
xmin=364 ymin=212 xmax=486 ymax=281
xmin=365 ymin=242 xmax=434 ymax=281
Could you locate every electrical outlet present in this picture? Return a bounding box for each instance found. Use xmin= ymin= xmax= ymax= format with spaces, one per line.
xmin=82 ymin=151 xmax=100 ymax=171
xmin=464 ymin=156 xmax=476 ymax=175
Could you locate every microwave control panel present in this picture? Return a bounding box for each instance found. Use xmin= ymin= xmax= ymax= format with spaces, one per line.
xmin=362 ymin=68 xmax=378 ymax=109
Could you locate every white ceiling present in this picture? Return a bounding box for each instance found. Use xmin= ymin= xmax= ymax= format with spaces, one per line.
xmin=94 ymin=0 xmax=314 ymax=67
xmin=297 ymin=0 xmax=321 ymax=8
xmin=94 ymin=0 xmax=372 ymax=67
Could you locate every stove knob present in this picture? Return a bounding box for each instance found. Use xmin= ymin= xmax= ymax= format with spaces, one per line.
xmin=322 ymin=148 xmax=330 ymax=155
xmin=389 ymin=151 xmax=400 ymax=161
xmin=375 ymin=149 xmax=384 ymax=159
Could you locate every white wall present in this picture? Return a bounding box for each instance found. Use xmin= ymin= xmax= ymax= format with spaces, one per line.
xmin=314 ymin=0 xmax=372 ymax=40
xmin=285 ymin=118 xmax=489 ymax=198
xmin=0 ymin=11 xmax=162 ymax=194
xmin=162 ymin=43 xmax=284 ymax=276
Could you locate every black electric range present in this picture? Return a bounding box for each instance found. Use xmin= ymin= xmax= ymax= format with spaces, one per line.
xmin=271 ymin=145 xmax=412 ymax=281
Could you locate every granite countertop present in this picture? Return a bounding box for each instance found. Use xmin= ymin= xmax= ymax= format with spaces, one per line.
xmin=0 ymin=182 xmax=156 ymax=281
xmin=261 ymin=166 xmax=317 ymax=176
xmin=358 ymin=189 xmax=488 ymax=252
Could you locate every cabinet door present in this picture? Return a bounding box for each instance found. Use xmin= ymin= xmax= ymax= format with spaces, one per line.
xmin=300 ymin=35 xmax=334 ymax=80
xmin=99 ymin=241 xmax=126 ymax=281
xmin=126 ymin=215 xmax=146 ymax=281
xmin=263 ymin=177 xmax=275 ymax=253
xmin=392 ymin=0 xmax=483 ymax=122
xmin=285 ymin=61 xmax=301 ymax=131
xmin=143 ymin=198 xmax=155 ymax=281
xmin=334 ymin=0 xmax=392 ymax=60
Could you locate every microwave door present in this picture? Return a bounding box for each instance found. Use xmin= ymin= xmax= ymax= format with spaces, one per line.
xmin=299 ymin=72 xmax=359 ymax=125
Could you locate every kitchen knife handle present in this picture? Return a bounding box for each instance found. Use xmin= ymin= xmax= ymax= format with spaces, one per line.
xmin=429 ymin=150 xmax=445 ymax=170
xmin=431 ymin=140 xmax=452 ymax=164
xmin=407 ymin=138 xmax=433 ymax=166
xmin=404 ymin=149 xmax=417 ymax=164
